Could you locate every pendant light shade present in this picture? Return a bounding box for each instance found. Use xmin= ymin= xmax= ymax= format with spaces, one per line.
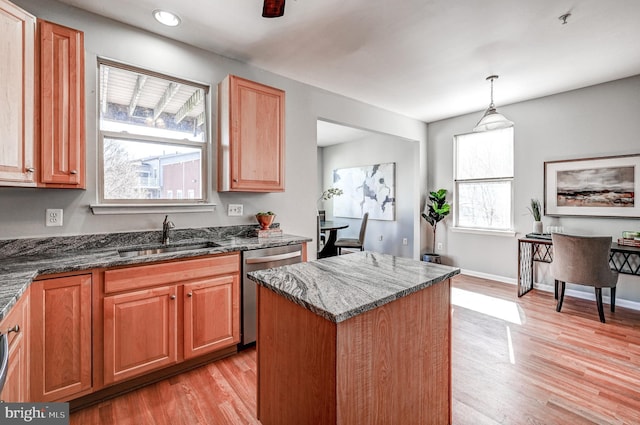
xmin=263 ymin=0 xmax=286 ymax=18
xmin=473 ymin=75 xmax=513 ymax=132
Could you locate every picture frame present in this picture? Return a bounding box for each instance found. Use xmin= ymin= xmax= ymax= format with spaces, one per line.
xmin=332 ymin=162 xmax=396 ymax=221
xmin=544 ymin=154 xmax=639 ymax=218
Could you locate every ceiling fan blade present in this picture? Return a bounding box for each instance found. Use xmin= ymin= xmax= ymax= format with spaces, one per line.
xmin=262 ymin=0 xmax=285 ymax=18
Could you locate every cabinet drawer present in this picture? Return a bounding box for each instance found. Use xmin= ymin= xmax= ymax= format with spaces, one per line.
xmin=104 ymin=252 xmax=240 ymax=294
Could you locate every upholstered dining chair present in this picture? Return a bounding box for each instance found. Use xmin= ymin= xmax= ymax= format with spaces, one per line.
xmin=335 ymin=212 xmax=369 ymax=255
xmin=550 ymin=233 xmax=618 ymax=323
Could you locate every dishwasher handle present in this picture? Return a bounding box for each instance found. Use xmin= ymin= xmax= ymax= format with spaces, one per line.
xmin=0 ymin=333 xmax=8 ymax=396
xmin=245 ymin=250 xmax=302 ymax=265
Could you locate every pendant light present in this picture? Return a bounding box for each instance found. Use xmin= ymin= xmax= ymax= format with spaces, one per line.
xmin=263 ymin=0 xmax=285 ymax=18
xmin=473 ymin=75 xmax=513 ymax=132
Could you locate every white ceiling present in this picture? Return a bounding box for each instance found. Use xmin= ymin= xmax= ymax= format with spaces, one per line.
xmin=316 ymin=121 xmax=380 ymax=147
xmin=58 ymin=0 xmax=640 ymax=130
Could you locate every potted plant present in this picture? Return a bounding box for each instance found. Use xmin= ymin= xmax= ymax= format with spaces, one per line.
xmin=528 ymin=199 xmax=543 ymax=234
xmin=421 ymin=189 xmax=451 ymax=263
xmin=317 ymin=187 xmax=343 ymax=220
xmin=255 ymin=211 xmax=276 ymax=230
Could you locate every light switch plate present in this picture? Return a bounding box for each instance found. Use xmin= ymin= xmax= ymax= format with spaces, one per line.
xmin=228 ymin=204 xmax=243 ymax=216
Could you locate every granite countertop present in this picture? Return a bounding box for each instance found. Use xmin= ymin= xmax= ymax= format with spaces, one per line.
xmin=0 ymin=226 xmax=311 ymax=321
xmin=247 ymin=251 xmax=460 ymax=323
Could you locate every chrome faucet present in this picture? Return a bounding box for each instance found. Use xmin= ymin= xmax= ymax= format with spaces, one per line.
xmin=162 ymin=215 xmax=175 ymax=245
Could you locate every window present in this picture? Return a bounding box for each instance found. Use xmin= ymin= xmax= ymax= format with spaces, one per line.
xmin=97 ymin=59 xmax=208 ymax=205
xmin=454 ymin=127 xmax=514 ymax=232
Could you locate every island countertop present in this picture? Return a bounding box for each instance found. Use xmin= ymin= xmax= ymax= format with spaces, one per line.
xmin=247 ymin=251 xmax=460 ymax=323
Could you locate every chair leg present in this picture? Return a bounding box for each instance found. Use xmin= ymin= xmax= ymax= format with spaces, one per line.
xmin=556 ymin=281 xmax=565 ymax=312
xmin=554 ymin=280 xmax=558 ymax=300
xmin=610 ymin=287 xmax=616 ymax=312
xmin=595 ymin=288 xmax=605 ymax=323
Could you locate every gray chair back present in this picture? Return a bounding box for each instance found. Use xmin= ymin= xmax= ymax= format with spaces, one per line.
xmin=550 ymin=233 xmax=617 ymax=288
xmin=358 ymin=212 xmax=369 ymax=244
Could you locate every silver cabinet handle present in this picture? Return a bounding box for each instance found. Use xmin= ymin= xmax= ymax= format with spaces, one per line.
xmin=7 ymin=325 xmax=19 ymax=334
xmin=70 ymin=170 xmax=78 ymax=175
xmin=170 ymin=295 xmax=176 ymax=300
xmin=26 ymin=168 xmax=35 ymax=173
xmin=187 ymin=292 xmax=193 ymax=297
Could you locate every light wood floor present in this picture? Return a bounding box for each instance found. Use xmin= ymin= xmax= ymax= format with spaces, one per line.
xmin=71 ymin=274 xmax=640 ymax=424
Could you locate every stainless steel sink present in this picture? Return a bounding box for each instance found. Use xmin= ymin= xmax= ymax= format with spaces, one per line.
xmin=118 ymin=242 xmax=220 ymax=258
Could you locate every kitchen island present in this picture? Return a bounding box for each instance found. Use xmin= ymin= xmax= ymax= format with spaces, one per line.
xmin=248 ymin=251 xmax=460 ymax=425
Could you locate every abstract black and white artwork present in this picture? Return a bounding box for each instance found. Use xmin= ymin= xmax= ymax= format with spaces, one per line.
xmin=544 ymin=154 xmax=640 ymax=218
xmin=332 ymin=162 xmax=396 ymax=220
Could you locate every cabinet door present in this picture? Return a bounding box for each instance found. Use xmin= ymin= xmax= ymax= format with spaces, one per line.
xmin=0 ymin=291 xmax=29 ymax=402
xmin=104 ymin=285 xmax=178 ymax=385
xmin=39 ymin=20 xmax=85 ymax=188
xmin=183 ymin=274 xmax=240 ymax=359
xmin=31 ymin=274 xmax=92 ymax=401
xmin=218 ymin=75 xmax=285 ymax=192
xmin=0 ymin=0 xmax=35 ymax=186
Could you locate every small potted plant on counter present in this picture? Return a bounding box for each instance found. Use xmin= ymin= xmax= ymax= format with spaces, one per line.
xmin=255 ymin=211 xmax=276 ymax=230
xmin=421 ymin=189 xmax=451 ymax=264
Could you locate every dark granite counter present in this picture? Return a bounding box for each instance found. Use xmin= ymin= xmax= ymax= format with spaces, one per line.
xmin=248 ymin=251 xmax=460 ymax=323
xmin=0 ymin=225 xmax=311 ymax=321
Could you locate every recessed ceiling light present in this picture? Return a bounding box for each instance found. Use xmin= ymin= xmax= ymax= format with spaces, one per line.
xmin=153 ymin=9 xmax=181 ymax=27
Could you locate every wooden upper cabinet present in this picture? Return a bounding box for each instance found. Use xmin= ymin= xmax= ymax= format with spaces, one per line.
xmin=38 ymin=20 xmax=85 ymax=188
xmin=218 ymin=75 xmax=285 ymax=192
xmin=0 ymin=0 xmax=36 ymax=186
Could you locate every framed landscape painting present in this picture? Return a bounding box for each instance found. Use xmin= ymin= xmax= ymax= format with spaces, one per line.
xmin=544 ymin=154 xmax=639 ymax=218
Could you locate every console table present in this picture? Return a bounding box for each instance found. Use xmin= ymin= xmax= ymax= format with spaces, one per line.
xmin=518 ymin=237 xmax=640 ymax=297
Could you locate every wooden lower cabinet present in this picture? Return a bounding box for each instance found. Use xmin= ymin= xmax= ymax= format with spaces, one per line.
xmin=184 ymin=275 xmax=240 ymax=359
xmin=31 ymin=273 xmax=92 ymax=402
xmin=103 ymin=285 xmax=178 ymax=385
xmin=102 ymin=253 xmax=241 ymax=386
xmin=0 ymin=289 xmax=29 ymax=402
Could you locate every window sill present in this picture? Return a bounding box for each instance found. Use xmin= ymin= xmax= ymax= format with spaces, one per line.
xmin=90 ymin=203 xmax=216 ymax=215
xmin=450 ymin=227 xmax=516 ymax=237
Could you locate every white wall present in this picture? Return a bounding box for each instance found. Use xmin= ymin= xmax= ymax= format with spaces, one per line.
xmin=3 ymin=0 xmax=428 ymax=261
xmin=320 ymin=133 xmax=419 ymax=257
xmin=428 ymin=75 xmax=640 ymax=303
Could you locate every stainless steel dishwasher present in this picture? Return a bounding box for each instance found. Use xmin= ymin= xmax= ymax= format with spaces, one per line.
xmin=242 ymin=244 xmax=303 ymax=346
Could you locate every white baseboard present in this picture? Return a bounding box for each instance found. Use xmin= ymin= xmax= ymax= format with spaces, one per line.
xmin=460 ymin=269 xmax=640 ymax=312
xmin=460 ymin=269 xmax=517 ymax=285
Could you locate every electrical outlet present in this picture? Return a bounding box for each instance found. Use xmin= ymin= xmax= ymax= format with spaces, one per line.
xmin=46 ymin=209 xmax=63 ymax=227
xmin=402 ymin=238 xmax=408 ymax=246
xmin=228 ymin=204 xmax=243 ymax=216
xmin=437 ymin=242 xmax=443 ymax=251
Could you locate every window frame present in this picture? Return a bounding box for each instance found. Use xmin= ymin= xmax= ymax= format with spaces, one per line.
xmin=452 ymin=128 xmax=515 ymax=235
xmin=95 ymin=58 xmax=211 ymax=209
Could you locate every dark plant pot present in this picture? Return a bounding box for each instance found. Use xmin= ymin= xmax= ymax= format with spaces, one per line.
xmin=422 ymin=253 xmax=442 ymax=264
